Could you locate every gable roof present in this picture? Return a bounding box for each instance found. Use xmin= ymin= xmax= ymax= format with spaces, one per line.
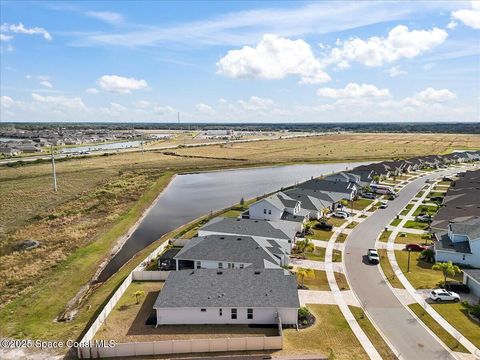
xmin=449 ymin=217 xmax=480 ymax=240
xmin=284 ymin=187 xmax=335 ymax=207
xmin=154 ymin=268 xmax=300 ymax=309
xmin=174 ymin=235 xmax=286 ymax=267
xmin=200 ymin=217 xmax=297 ymax=241
xmin=250 ymin=192 xmax=299 ymax=212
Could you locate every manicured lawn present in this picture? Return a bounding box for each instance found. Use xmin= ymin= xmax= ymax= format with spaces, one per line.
xmin=395 ymin=232 xmax=432 ymax=245
xmin=300 ymin=270 xmax=329 ymax=291
xmin=431 ymin=302 xmax=480 ymax=348
xmin=428 ymin=191 xmax=445 ymax=198
xmin=346 ymin=221 xmax=359 ymax=229
xmin=403 ymin=220 xmax=429 ymax=230
xmin=412 ymin=205 xmax=438 ymax=216
xmin=351 ymin=198 xmax=373 ymax=210
xmin=400 ymin=204 xmax=414 ymax=216
xmin=395 ymin=250 xmax=462 ymax=289
xmin=335 ymin=272 xmax=350 ymax=291
xmin=379 ymin=230 xmax=392 ymax=242
xmin=409 ymin=304 xmax=469 ymax=353
xmin=336 ymin=233 xmax=348 ymax=243
xmin=304 ymin=247 xmax=326 ymax=262
xmin=328 ymin=217 xmax=348 ymax=227
xmin=438 ymin=181 xmax=452 ymax=186
xmin=349 ymin=306 xmax=398 ymax=359
xmin=390 ymin=218 xmax=401 ymax=227
xmin=332 ymin=249 xmax=342 ymax=262
xmin=281 ymin=304 xmax=369 ymax=359
xmin=378 ymin=249 xmax=404 ymax=288
xmin=307 ymin=228 xmax=333 ymax=241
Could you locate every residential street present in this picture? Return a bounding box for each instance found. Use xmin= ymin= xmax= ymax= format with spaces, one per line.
xmin=344 ymin=168 xmax=466 ymax=360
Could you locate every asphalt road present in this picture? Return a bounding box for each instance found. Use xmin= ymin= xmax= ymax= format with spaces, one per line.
xmin=344 ymin=168 xmax=466 ymax=360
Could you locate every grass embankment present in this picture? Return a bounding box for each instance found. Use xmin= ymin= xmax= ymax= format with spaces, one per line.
xmin=281 ymin=304 xmax=369 ymax=359
xmin=395 ymin=251 xmax=462 ymax=289
xmin=409 ymin=304 xmax=469 ymax=353
xmin=349 ymin=306 xmax=398 ymax=359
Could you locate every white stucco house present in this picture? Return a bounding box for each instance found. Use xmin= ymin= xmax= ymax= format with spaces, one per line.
xmin=154 ymin=268 xmax=299 ymax=326
xmin=462 ymin=270 xmax=480 ymax=297
xmin=434 ymin=218 xmax=480 ymax=268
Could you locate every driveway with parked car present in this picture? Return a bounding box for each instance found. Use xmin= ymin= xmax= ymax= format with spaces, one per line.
xmin=344 ymin=167 xmax=465 ymax=360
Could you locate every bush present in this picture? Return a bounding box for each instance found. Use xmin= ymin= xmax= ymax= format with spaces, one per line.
xmin=420 ymin=248 xmax=435 ymax=263
xmin=298 ymin=306 xmax=311 ymax=319
xmin=462 ymin=301 xmax=480 ymax=319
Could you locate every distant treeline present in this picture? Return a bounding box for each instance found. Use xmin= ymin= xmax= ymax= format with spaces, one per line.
xmin=1 ymin=122 xmax=479 ymax=134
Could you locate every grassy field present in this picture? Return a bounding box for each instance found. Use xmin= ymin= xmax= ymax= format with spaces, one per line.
xmin=409 ymin=303 xmax=469 ymax=352
xmin=378 ymin=230 xmax=392 ymax=242
xmin=395 ymin=250 xmax=462 ymax=289
xmin=349 ymin=306 xmax=398 ymax=359
xmin=300 ymin=270 xmax=330 ymax=291
xmin=379 ymin=249 xmax=404 ymax=288
xmin=335 ymin=272 xmax=350 ymax=291
xmin=395 ymin=232 xmax=432 ymax=245
xmin=336 ymin=233 xmax=348 ymax=243
xmin=280 ymin=304 xmax=369 ymax=359
xmin=412 ymin=205 xmax=438 ymax=216
xmin=304 ymin=247 xmax=326 ymax=262
xmin=350 ymin=198 xmax=373 ymax=210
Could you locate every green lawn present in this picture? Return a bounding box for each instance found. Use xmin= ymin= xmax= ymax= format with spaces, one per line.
xmin=409 ymin=304 xmax=469 ymax=353
xmin=332 ymin=249 xmax=342 ymax=262
xmin=335 ymin=272 xmax=350 ymax=290
xmin=400 ymin=204 xmax=414 ymax=216
xmin=350 ymin=199 xmax=373 ymax=210
xmin=336 ymin=233 xmax=348 ymax=243
xmin=378 ymin=249 xmax=404 ymax=288
xmin=428 ymin=191 xmax=445 ymax=198
xmin=412 ymin=205 xmax=438 ymax=216
xmin=437 ymin=181 xmax=452 ymax=186
xmin=431 ymin=302 xmax=480 ymax=348
xmin=281 ymin=304 xmax=369 ymax=359
xmin=329 ymin=217 xmax=347 ymax=227
xmin=403 ymin=220 xmax=429 ymax=230
xmin=307 ymin=228 xmax=333 ymax=241
xmin=299 ymin=270 xmax=330 ymax=291
xmin=379 ymin=230 xmax=392 ymax=242
xmin=395 ymin=250 xmax=462 ymax=289
xmin=394 ymin=232 xmax=432 ymax=245
xmin=349 ymin=306 xmax=398 ymax=359
xmin=390 ymin=218 xmax=401 ymax=227
xmin=346 ymin=221 xmax=359 ymax=229
xmin=304 ymin=246 xmax=326 ymax=262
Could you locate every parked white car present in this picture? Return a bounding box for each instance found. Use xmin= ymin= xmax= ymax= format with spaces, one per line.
xmin=429 ymin=289 xmax=460 ymax=302
xmin=367 ymin=249 xmax=379 ymax=264
xmin=379 ymin=200 xmax=388 ymax=209
xmin=332 ymin=211 xmax=349 ymax=219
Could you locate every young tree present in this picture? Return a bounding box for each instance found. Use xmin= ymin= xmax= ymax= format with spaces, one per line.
xmin=132 ymin=290 xmax=145 ymax=304
xmin=240 ymin=197 xmax=245 ymax=206
xmin=432 ymin=261 xmax=461 ymax=284
xmin=296 ymin=267 xmax=315 ymax=288
xmin=295 ymin=239 xmax=315 ymax=256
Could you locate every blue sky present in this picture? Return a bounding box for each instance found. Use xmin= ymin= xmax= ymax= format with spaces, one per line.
xmin=0 ymin=0 xmax=479 ymax=123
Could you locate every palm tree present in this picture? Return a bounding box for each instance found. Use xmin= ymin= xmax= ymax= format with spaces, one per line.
xmin=132 ymin=290 xmax=145 ymax=304
xmin=432 ymin=261 xmax=461 ymax=284
xmin=297 ymin=267 xmax=315 ymax=288
xmin=295 ymin=239 xmax=315 ymax=256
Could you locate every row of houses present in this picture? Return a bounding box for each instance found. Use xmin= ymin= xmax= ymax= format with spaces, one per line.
xmin=153 ymin=150 xmax=480 ymax=328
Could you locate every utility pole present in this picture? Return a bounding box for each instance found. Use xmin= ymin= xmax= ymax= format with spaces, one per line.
xmin=51 ymin=145 xmax=58 ymax=192
xmin=141 ymin=132 xmax=144 ymax=154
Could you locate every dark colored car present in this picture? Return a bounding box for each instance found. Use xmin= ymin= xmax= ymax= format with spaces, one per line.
xmin=315 ymin=222 xmax=333 ymax=231
xmin=387 ymin=195 xmax=396 ymax=201
xmin=405 ymin=243 xmax=429 ymax=252
xmin=430 ymin=196 xmax=444 ymax=203
xmin=441 ymin=281 xmax=470 ymax=294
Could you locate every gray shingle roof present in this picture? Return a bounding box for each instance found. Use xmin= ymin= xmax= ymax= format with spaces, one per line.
xmin=154 ymin=268 xmax=300 ymax=309
xmin=450 ymin=217 xmax=480 ymax=240
xmin=284 ymin=188 xmax=333 ymax=210
xmin=434 ymin=232 xmax=471 ymax=254
xmin=174 ymin=235 xmax=284 ymax=267
xmin=463 ymin=269 xmax=480 ymax=283
xmin=200 ymin=217 xmax=297 ymax=241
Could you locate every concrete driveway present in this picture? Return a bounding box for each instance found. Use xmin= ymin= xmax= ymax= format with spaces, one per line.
xmin=344 ymin=167 xmax=467 ymax=360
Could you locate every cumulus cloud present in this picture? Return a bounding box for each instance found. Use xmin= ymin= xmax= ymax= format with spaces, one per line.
xmin=1 ymin=22 xmax=52 ymax=40
xmin=31 ymin=93 xmax=86 ymax=110
xmin=134 ymin=100 xmax=151 ymax=109
xmin=412 ymin=87 xmax=456 ymax=103
xmin=325 ymin=25 xmax=447 ymax=67
xmin=153 ymin=105 xmax=175 ymax=115
xmin=86 ymin=11 xmax=124 ymax=25
xmin=195 ymin=103 xmax=216 ymax=114
xmin=386 ymin=66 xmax=407 ymax=77
xmin=86 ymin=87 xmax=99 ymax=94
xmin=0 ymin=33 xmax=13 ymax=42
xmin=97 ymin=75 xmax=148 ymax=94
xmin=39 ymin=80 xmax=53 ymax=88
xmin=451 ymin=1 xmax=480 ymax=29
xmin=1 ymin=95 xmax=16 ymax=108
xmin=216 ymin=34 xmax=330 ymax=84
xmin=317 ymin=83 xmax=390 ymax=99
xmin=237 ymin=96 xmax=275 ymax=111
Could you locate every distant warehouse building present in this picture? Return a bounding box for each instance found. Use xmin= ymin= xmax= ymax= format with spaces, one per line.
xmin=154 ymin=268 xmax=299 ymax=326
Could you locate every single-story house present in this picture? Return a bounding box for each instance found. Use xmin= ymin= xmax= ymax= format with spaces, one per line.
xmin=173 ymin=234 xmax=289 ymax=270
xmin=434 ymin=217 xmax=480 ymax=268
xmin=199 ymin=217 xmax=298 ymax=248
xmin=0 ymin=147 xmax=22 ymax=156
xmin=154 ymin=268 xmax=300 ymax=326
xmin=462 ymin=269 xmax=480 ymax=297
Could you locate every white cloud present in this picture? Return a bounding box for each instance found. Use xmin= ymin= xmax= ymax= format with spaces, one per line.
xmin=31 ymin=93 xmax=86 ymax=110
xmin=423 ymin=63 xmax=436 ymax=71
xmin=86 ymin=11 xmax=124 ymax=25
xmin=97 ymin=75 xmax=148 ymax=94
xmin=196 ymin=103 xmax=216 ymax=114
xmin=39 ymin=80 xmax=53 ymax=88
xmin=100 ymin=102 xmax=127 ymax=116
xmin=134 ymin=100 xmax=151 ymax=109
xmin=86 ymin=87 xmax=99 ymax=94
xmin=0 ymin=33 xmax=13 ymax=42
xmin=317 ymin=83 xmax=390 ymax=99
xmin=451 ymin=1 xmax=480 ymax=29
xmin=216 ymin=34 xmax=330 ymax=84
xmin=237 ymin=96 xmax=275 ymax=111
xmin=386 ymin=66 xmax=407 ymax=77
xmin=1 ymin=22 xmax=52 ymax=40
xmin=446 ymin=21 xmax=458 ymax=30
xmin=413 ymin=87 xmax=456 ymax=103
xmin=1 ymin=95 xmax=16 ymax=108
xmin=326 ymin=25 xmax=447 ymax=67
xmin=153 ymin=105 xmax=175 ymax=115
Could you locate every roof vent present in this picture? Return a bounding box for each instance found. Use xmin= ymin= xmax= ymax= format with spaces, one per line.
xmin=254 ymin=271 xmax=261 ymax=275
xmin=217 ymin=271 xmax=223 ymax=275
xmin=254 ymin=220 xmax=258 ymax=223
xmin=237 ymin=237 xmax=242 ymax=241
xmin=220 ymin=237 xmax=225 ymax=239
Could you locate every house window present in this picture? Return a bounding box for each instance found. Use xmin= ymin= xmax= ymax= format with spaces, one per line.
xmin=196 ymin=261 xmax=201 ymax=269
xmin=264 ymin=209 xmax=267 ymax=214
xmin=268 ymin=210 xmax=272 ymax=215
xmin=218 ymin=262 xmax=223 ymax=269
xmin=239 ymin=264 xmax=244 ymax=269
xmin=201 ymin=308 xmax=206 ymax=312
xmin=247 ymin=308 xmax=253 ymax=320
xmin=219 ymin=308 xmax=223 ymax=316
xmin=228 ymin=263 xmax=234 ymax=269
xmin=231 ymin=308 xmax=237 ymax=319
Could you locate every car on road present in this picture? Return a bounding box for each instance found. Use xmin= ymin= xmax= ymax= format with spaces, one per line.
xmin=387 ymin=194 xmax=396 ymax=200
xmin=314 ymin=221 xmax=333 ymax=231
xmin=367 ymin=248 xmax=379 ymax=264
xmin=362 ymin=193 xmax=376 ymax=199
xmin=442 ymin=177 xmax=453 ymax=182
xmin=440 ymin=281 xmax=471 ymax=294
xmin=405 ymin=243 xmax=429 ymax=252
xmin=332 ymin=211 xmax=350 ymax=219
xmin=415 ymin=214 xmax=432 ymax=223
xmin=429 ymin=289 xmax=460 ymax=302
xmin=379 ymin=200 xmax=388 ymax=209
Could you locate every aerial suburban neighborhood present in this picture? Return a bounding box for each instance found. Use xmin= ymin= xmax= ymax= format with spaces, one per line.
xmin=1 ymin=1 xmax=480 ymax=360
